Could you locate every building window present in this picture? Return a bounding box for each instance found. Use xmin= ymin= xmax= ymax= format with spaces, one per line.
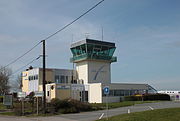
xmin=47 ymin=91 xmax=50 ymax=96
xmin=60 ymin=76 xmax=65 ymax=83
xmin=28 ymin=75 xmax=38 ymax=81
xmin=66 ymin=76 xmax=68 ymax=83
xmin=55 ymin=75 xmax=60 ymax=83
xmin=35 ymin=75 xmax=38 ymax=80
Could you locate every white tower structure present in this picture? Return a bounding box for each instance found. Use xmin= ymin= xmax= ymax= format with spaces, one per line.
xmin=70 ymin=39 xmax=117 ymax=84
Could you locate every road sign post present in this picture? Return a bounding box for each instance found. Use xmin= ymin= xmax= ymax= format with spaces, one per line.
xmin=3 ymin=95 xmax=13 ymax=108
xmin=34 ymin=91 xmax=43 ymax=115
xmin=103 ymin=86 xmax=109 ymax=120
xmin=17 ymin=92 xmax=26 ymax=115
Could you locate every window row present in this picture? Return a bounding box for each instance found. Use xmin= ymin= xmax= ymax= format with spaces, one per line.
xmin=103 ymin=89 xmax=147 ymax=96
xmin=29 ymin=75 xmax=38 ymax=81
xmin=55 ymin=75 xmax=69 ymax=84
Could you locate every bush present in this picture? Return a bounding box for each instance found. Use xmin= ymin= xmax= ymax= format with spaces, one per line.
xmin=50 ymin=98 xmax=93 ymax=113
xmin=143 ymin=94 xmax=170 ymax=101
xmin=13 ymin=102 xmax=22 ymax=116
xmin=124 ymin=95 xmax=144 ymax=101
xmin=124 ymin=94 xmax=170 ymax=101
xmin=0 ymin=96 xmax=3 ymax=103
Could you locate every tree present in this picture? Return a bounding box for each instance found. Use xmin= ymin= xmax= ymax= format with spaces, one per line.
xmin=0 ymin=66 xmax=12 ymax=95
xmin=11 ymin=74 xmax=22 ymax=92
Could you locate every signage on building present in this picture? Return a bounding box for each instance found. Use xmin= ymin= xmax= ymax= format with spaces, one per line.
xmin=3 ymin=95 xmax=13 ymax=106
xmin=57 ymin=85 xmax=70 ymax=90
xmin=22 ymin=73 xmax=27 ymax=77
xmin=103 ymin=86 xmax=109 ymax=95
xmin=18 ymin=92 xmax=26 ymax=98
xmin=34 ymin=91 xmax=44 ymax=97
xmin=71 ymin=84 xmax=84 ymax=91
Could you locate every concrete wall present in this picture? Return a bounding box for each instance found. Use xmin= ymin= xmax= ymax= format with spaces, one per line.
xmin=46 ymin=84 xmax=56 ymax=102
xmin=22 ymin=71 xmax=29 ymax=94
xmin=46 ymin=84 xmax=71 ymax=102
xmin=76 ymin=60 xmax=111 ymax=84
xmin=103 ymin=83 xmax=149 ymax=90
xmin=39 ymin=68 xmax=54 ymax=85
xmin=88 ymin=61 xmax=110 ymax=84
xmin=56 ymin=85 xmax=71 ymax=100
xmin=76 ymin=61 xmax=88 ymax=84
xmin=88 ymin=83 xmax=102 ymax=103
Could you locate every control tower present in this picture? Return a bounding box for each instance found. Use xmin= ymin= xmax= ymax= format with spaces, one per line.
xmin=70 ymin=39 xmax=117 ymax=84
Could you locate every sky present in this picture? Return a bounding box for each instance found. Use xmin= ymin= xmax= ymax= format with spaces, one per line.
xmin=0 ymin=0 xmax=180 ymax=90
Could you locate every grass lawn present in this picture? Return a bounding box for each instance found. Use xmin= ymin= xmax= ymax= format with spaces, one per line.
xmin=0 ymin=101 xmax=158 ymax=116
xmin=91 ymin=101 xmax=158 ymax=110
xmin=96 ymin=107 xmax=180 ymax=121
xmin=0 ymin=103 xmax=7 ymax=110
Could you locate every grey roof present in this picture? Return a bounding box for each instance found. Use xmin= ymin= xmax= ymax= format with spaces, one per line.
xmin=71 ymin=39 xmax=115 ymax=48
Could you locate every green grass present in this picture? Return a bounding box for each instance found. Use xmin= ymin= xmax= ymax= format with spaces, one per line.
xmin=0 ymin=101 xmax=158 ymax=116
xmin=91 ymin=101 xmax=157 ymax=110
xmin=0 ymin=112 xmax=15 ymax=116
xmin=97 ymin=108 xmax=180 ymax=121
xmin=0 ymin=103 xmax=7 ymax=110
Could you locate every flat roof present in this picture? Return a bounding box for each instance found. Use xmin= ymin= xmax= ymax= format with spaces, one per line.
xmin=71 ymin=39 xmax=115 ymax=48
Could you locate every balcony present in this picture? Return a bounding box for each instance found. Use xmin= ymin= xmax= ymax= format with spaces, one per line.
xmin=70 ymin=53 xmax=117 ymax=63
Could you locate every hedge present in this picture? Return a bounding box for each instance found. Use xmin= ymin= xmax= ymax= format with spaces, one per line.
xmin=125 ymin=94 xmax=170 ymax=101
xmin=50 ymin=98 xmax=93 ymax=114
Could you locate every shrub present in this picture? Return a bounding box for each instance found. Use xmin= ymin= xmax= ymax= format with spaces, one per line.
xmin=143 ymin=93 xmax=170 ymax=101
xmin=50 ymin=98 xmax=93 ymax=113
xmin=50 ymin=98 xmax=61 ymax=112
xmin=124 ymin=94 xmax=170 ymax=101
xmin=124 ymin=95 xmax=142 ymax=101
xmin=13 ymin=102 xmax=23 ymax=116
xmin=0 ymin=96 xmax=3 ymax=103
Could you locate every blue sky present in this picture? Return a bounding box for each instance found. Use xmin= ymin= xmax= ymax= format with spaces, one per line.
xmin=0 ymin=0 xmax=180 ymax=90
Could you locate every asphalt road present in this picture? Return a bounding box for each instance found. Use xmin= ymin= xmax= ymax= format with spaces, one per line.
xmin=0 ymin=101 xmax=180 ymax=121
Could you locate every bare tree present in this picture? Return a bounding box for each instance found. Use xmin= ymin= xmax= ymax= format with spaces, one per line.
xmin=0 ymin=66 xmax=12 ymax=95
xmin=9 ymin=73 xmax=23 ymax=92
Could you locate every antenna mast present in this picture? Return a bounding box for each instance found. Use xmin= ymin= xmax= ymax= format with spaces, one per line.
xmin=101 ymin=26 xmax=104 ymax=41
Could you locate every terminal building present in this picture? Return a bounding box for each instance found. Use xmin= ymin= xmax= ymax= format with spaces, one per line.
xmin=22 ymin=39 xmax=156 ymax=103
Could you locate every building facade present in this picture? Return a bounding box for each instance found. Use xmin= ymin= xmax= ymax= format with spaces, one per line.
xmin=22 ymin=39 xmax=157 ymax=103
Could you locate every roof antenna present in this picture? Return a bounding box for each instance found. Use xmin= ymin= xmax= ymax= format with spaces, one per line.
xmin=71 ymin=34 xmax=74 ymax=43
xmin=85 ymin=33 xmax=90 ymax=39
xmin=101 ymin=26 xmax=104 ymax=41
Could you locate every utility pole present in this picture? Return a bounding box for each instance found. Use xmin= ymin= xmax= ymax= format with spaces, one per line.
xmin=42 ymin=40 xmax=46 ymax=113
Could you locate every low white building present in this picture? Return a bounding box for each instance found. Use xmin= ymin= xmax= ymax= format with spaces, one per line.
xmin=158 ymin=90 xmax=180 ymax=101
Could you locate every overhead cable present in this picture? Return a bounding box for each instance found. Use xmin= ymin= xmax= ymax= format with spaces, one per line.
xmin=10 ymin=56 xmax=41 ymax=76
xmin=44 ymin=0 xmax=105 ymax=40
xmin=1 ymin=41 xmax=42 ymax=72
xmin=1 ymin=0 xmax=105 ymax=71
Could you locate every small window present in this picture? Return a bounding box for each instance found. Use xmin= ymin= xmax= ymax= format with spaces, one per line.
xmin=47 ymin=91 xmax=50 ymax=96
xmin=66 ymin=76 xmax=68 ymax=83
xmin=35 ymin=75 xmax=38 ymax=80
xmin=60 ymin=76 xmax=65 ymax=83
xmin=55 ymin=75 xmax=59 ymax=83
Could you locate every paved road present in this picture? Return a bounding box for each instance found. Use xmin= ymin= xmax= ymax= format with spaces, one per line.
xmin=57 ymin=101 xmax=180 ymax=121
xmin=0 ymin=101 xmax=180 ymax=121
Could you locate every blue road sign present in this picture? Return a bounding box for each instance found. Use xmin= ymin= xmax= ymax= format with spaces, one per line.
xmin=104 ymin=86 xmax=109 ymax=95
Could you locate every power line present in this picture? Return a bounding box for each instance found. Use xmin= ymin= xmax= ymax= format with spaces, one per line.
xmin=1 ymin=41 xmax=42 ymax=72
xmin=10 ymin=56 xmax=41 ymax=76
xmin=1 ymin=0 xmax=105 ymax=71
xmin=44 ymin=0 xmax=105 ymax=40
